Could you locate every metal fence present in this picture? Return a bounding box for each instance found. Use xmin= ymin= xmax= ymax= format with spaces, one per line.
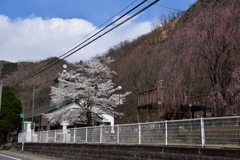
xmin=18 ymin=116 xmax=240 ymax=147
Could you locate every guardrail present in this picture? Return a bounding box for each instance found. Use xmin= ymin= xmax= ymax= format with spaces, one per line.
xmin=18 ymin=116 xmax=240 ymax=148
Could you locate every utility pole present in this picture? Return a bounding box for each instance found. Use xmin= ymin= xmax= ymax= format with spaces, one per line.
xmin=116 ymin=86 xmax=122 ymax=124
xmin=0 ymin=85 xmax=2 ymax=112
xmin=31 ymin=88 xmax=35 ymax=132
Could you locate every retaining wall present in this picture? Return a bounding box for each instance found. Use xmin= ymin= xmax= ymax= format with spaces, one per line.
xmin=13 ymin=143 xmax=240 ymax=160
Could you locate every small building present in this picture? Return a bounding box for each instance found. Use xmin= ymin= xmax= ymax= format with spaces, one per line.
xmin=24 ymin=103 xmax=59 ymax=131
xmin=23 ymin=77 xmax=114 ymax=132
xmin=24 ymin=102 xmax=114 ymax=132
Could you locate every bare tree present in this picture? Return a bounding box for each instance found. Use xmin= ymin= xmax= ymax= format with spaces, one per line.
xmin=156 ymin=1 xmax=240 ymax=117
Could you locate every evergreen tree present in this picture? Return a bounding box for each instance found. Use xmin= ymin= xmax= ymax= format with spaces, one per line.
xmin=0 ymin=86 xmax=22 ymax=142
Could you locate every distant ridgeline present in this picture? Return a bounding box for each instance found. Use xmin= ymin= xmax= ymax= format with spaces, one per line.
xmin=0 ymin=60 xmax=9 ymax=66
xmin=0 ymin=62 xmax=18 ymax=79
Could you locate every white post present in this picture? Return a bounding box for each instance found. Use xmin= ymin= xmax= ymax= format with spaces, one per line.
xmin=100 ymin=126 xmax=103 ymax=143
xmin=117 ymin=125 xmax=120 ymax=144
xmin=73 ymin=128 xmax=76 ymax=143
xmin=31 ymin=131 xmax=33 ymax=142
xmin=39 ymin=131 xmax=42 ymax=143
xmin=165 ymin=121 xmax=168 ymax=145
xmin=21 ymin=143 xmax=24 ymax=151
xmin=63 ymin=129 xmax=65 ymax=143
xmin=138 ymin=123 xmax=141 ymax=144
xmin=200 ymin=118 xmax=205 ymax=147
xmin=54 ymin=130 xmax=56 ymax=143
xmin=46 ymin=131 xmax=49 ymax=143
xmin=86 ymin=128 xmax=88 ymax=143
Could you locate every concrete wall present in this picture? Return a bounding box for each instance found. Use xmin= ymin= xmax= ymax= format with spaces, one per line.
xmin=13 ymin=143 xmax=240 ymax=160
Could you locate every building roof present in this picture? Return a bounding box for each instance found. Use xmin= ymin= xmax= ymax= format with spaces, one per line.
xmin=24 ymin=103 xmax=57 ymax=119
xmin=24 ymin=99 xmax=74 ymax=119
xmin=24 ymin=80 xmax=68 ymax=120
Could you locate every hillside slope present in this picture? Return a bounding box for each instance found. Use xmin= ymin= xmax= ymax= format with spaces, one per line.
xmin=1 ymin=0 xmax=239 ymax=123
xmin=0 ymin=58 xmax=73 ymax=113
xmin=104 ymin=0 xmax=240 ymax=123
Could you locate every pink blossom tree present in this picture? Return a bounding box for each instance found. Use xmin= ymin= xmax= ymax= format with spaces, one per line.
xmin=156 ymin=1 xmax=240 ymax=118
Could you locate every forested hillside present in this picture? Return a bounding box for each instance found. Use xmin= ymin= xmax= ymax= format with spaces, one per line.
xmin=0 ymin=58 xmax=73 ymax=113
xmin=0 ymin=62 xmax=18 ymax=79
xmin=104 ymin=0 xmax=240 ymax=123
xmin=0 ymin=0 xmax=239 ymax=123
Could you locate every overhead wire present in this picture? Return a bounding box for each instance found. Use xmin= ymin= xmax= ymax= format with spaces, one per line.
xmin=9 ymin=0 xmax=147 ymax=87
xmin=10 ymin=0 xmax=160 ymax=87
xmin=47 ymin=0 xmax=140 ymax=60
xmin=53 ymin=0 xmax=148 ymax=60
xmin=146 ymin=0 xmax=183 ymax=11
xmin=60 ymin=0 xmax=160 ymax=60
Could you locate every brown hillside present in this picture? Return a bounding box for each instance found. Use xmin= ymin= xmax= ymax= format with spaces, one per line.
xmin=0 ymin=57 xmax=73 ymax=113
xmin=178 ymin=0 xmax=236 ymax=23
xmin=105 ymin=0 xmax=240 ymax=123
xmin=1 ymin=0 xmax=239 ymax=123
xmin=104 ymin=21 xmax=179 ymax=123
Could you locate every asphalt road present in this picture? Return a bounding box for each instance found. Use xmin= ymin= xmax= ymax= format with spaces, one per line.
xmin=0 ymin=152 xmax=22 ymax=160
xmin=0 ymin=151 xmax=59 ymax=160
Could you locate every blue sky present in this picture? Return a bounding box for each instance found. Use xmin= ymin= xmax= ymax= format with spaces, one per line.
xmin=0 ymin=0 xmax=197 ymax=62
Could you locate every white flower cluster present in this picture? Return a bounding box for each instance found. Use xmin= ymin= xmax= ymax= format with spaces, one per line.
xmin=45 ymin=57 xmax=130 ymax=125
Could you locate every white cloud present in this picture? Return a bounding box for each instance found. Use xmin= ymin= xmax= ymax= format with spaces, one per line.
xmin=0 ymin=15 xmax=152 ymax=63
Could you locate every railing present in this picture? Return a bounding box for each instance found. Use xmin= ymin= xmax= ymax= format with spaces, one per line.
xmin=18 ymin=116 xmax=240 ymax=148
xmin=137 ymin=88 xmax=210 ymax=107
xmin=138 ymin=88 xmax=157 ymax=106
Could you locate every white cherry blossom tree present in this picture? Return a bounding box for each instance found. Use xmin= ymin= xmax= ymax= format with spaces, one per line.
xmin=45 ymin=57 xmax=130 ymax=126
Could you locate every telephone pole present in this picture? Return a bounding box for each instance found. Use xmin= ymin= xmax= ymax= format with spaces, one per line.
xmin=31 ymin=88 xmax=35 ymax=132
xmin=0 ymin=85 xmax=2 ymax=112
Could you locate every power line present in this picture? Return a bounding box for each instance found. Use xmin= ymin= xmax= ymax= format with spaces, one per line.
xmin=147 ymin=0 xmax=183 ymax=12
xmin=62 ymin=0 xmax=160 ymax=60
xmin=53 ymin=0 xmax=140 ymax=59
xmin=10 ymin=0 xmax=160 ymax=87
xmin=54 ymin=0 xmax=148 ymax=61
xmin=10 ymin=0 xmax=147 ymax=87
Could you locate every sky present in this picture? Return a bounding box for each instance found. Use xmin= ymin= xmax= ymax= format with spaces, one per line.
xmin=0 ymin=0 xmax=197 ymax=63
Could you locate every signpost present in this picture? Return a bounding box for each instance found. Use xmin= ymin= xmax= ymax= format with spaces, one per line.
xmin=20 ymin=113 xmax=24 ymax=118
xmin=20 ymin=113 xmax=24 ymax=133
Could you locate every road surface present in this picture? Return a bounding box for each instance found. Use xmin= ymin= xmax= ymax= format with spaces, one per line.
xmin=0 ymin=150 xmax=60 ymax=160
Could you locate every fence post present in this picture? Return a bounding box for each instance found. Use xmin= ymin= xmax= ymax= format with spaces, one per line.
xmin=22 ymin=143 xmax=24 ymax=151
xmin=100 ymin=126 xmax=103 ymax=143
xmin=39 ymin=131 xmax=42 ymax=143
xmin=138 ymin=123 xmax=141 ymax=144
xmin=54 ymin=130 xmax=56 ymax=143
xmin=165 ymin=121 xmax=168 ymax=145
xmin=200 ymin=118 xmax=205 ymax=147
xmin=63 ymin=129 xmax=65 ymax=143
xmin=117 ymin=125 xmax=120 ymax=144
xmin=86 ymin=127 xmax=88 ymax=143
xmin=31 ymin=131 xmax=33 ymax=142
xmin=46 ymin=131 xmax=49 ymax=143
xmin=73 ymin=128 xmax=76 ymax=143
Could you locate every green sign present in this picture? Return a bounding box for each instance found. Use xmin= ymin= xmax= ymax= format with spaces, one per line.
xmin=20 ymin=113 xmax=24 ymax=118
xmin=23 ymin=121 xmax=32 ymax=124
